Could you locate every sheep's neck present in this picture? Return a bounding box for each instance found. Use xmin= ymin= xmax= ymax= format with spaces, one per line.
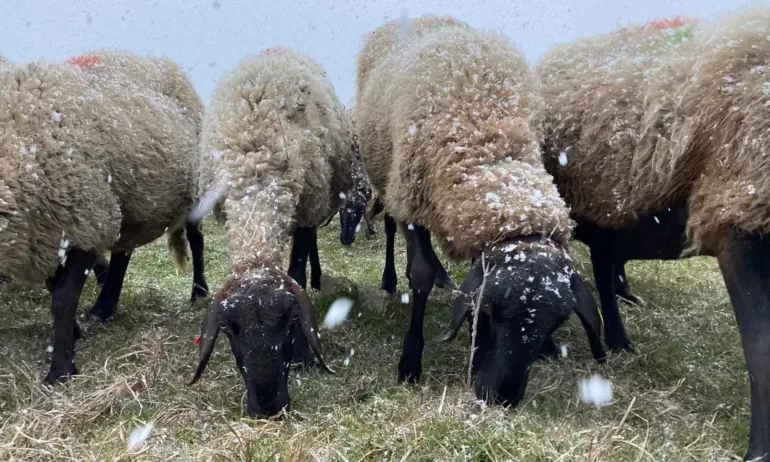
xmin=223 ymin=176 xmax=298 ymax=270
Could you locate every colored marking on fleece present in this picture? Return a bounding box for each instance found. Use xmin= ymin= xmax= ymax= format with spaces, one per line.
xmin=67 ymin=55 xmax=101 ymax=68
xmin=424 ymin=16 xmax=470 ymax=31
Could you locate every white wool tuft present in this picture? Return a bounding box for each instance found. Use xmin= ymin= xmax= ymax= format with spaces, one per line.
xmin=579 ymin=375 xmax=613 ymax=407
xmin=189 ymin=174 xmax=230 ymax=223
xmin=127 ymin=421 xmax=154 ymax=452
xmin=323 ymin=297 xmax=354 ymax=329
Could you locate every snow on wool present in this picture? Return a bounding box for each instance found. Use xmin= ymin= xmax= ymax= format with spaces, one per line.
xmin=579 ymin=375 xmax=613 ymax=407
xmin=323 ymin=297 xmax=354 ymax=329
xmin=127 ymin=421 xmax=154 ymax=452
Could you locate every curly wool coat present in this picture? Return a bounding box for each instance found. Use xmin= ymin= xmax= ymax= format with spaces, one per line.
xmin=0 ymin=50 xmax=203 ymax=282
xmin=538 ymin=7 xmax=770 ymax=250
xmin=198 ymin=48 xmax=354 ymax=270
xmin=356 ymin=22 xmax=572 ymax=260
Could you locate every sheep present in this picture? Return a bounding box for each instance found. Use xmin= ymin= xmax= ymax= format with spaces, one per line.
xmin=335 ymin=105 xmax=377 ymax=245
xmin=356 ymin=18 xmax=605 ymax=406
xmin=0 ymin=50 xmax=207 ymax=383
xmin=537 ymin=8 xmax=770 ymax=459
xmin=188 ymin=47 xmax=354 ymax=418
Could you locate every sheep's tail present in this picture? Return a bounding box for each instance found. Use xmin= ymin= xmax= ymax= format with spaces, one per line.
xmin=167 ymin=225 xmax=189 ymax=274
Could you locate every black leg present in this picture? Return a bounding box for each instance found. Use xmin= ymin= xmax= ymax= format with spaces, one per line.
xmin=401 ymin=223 xmax=414 ymax=290
xmin=364 ymin=216 xmax=377 ymax=240
xmin=309 ymin=228 xmax=322 ymax=291
xmin=590 ymin=243 xmax=632 ymax=351
xmin=398 ymin=224 xmax=436 ymax=383
xmin=717 ymin=233 xmax=770 ymax=461
xmin=424 ymin=238 xmax=457 ymax=290
xmin=92 ymin=254 xmax=110 ymax=286
xmin=45 ymin=248 xmax=97 ymax=384
xmin=615 ymin=264 xmax=644 ymax=306
xmin=288 ymin=226 xmax=314 ymax=290
xmin=538 ymin=335 xmax=559 ymax=360
xmin=381 ymin=215 xmax=398 ymax=294
xmin=88 ymin=251 xmax=132 ymax=322
xmin=289 ymin=226 xmax=315 ymax=366
xmin=186 ymin=221 xmax=209 ymax=305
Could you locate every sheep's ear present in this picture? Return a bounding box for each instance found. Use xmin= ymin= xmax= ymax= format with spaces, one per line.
xmin=287 ymin=276 xmax=336 ymax=374
xmin=570 ymin=273 xmax=607 ymax=362
xmin=188 ymin=297 xmax=222 ymax=385
xmin=436 ymin=262 xmax=484 ymax=343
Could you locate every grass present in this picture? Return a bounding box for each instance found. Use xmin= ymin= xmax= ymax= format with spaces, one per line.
xmin=0 ymin=217 xmax=749 ymax=461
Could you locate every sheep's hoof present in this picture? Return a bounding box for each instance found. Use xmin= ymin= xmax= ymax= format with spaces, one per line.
xmin=397 ymin=336 xmax=423 ymax=383
xmin=88 ymin=302 xmax=115 ymax=323
xmin=44 ymin=362 xmax=78 ymax=385
xmin=606 ymin=334 xmax=634 ymax=352
xmin=397 ymin=362 xmax=421 ymax=384
xmin=190 ymin=285 xmax=209 ymax=307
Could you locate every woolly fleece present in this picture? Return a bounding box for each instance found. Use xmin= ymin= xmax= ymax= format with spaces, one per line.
xmin=356 ymin=22 xmax=572 ymax=260
xmin=0 ymin=50 xmax=203 ymax=282
xmin=538 ymin=7 xmax=770 ymax=249
xmin=198 ymin=48 xmax=353 ymax=271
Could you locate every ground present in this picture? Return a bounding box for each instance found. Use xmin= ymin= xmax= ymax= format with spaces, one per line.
xmin=0 ymin=217 xmax=749 ymax=461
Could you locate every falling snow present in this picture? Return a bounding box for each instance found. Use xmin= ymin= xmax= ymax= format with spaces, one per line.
xmin=127 ymin=421 xmax=154 ymax=452
xmin=323 ymin=297 xmax=354 ymax=329
xmin=579 ymin=375 xmax=613 ymax=407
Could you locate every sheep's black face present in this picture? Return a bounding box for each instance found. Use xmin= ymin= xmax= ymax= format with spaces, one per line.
xmin=189 ymin=271 xmax=334 ymax=419
xmin=224 ymin=281 xmax=296 ymax=417
xmin=438 ymin=237 xmax=605 ymax=408
xmin=339 ymin=198 xmax=366 ymax=245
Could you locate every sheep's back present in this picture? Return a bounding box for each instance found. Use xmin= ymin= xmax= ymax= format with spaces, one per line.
xmin=358 ymin=25 xmax=571 ymax=259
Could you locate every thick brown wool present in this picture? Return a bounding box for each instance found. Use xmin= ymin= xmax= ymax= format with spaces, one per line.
xmin=357 ymin=21 xmax=572 ymax=260
xmin=538 ymin=7 xmax=770 ymax=249
xmin=356 ymin=15 xmax=470 ymax=99
xmin=0 ymin=50 xmax=202 ymax=282
xmin=198 ymin=49 xmax=354 ymax=271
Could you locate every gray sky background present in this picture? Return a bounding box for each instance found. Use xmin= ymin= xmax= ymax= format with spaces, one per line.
xmin=1 ymin=0 xmax=758 ymax=105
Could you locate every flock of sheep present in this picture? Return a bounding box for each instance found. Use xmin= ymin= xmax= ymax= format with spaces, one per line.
xmin=1 ymin=6 xmax=770 ymax=459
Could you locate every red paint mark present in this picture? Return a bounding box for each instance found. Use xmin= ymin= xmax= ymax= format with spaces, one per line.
xmin=67 ymin=55 xmax=101 ymax=68
xmin=643 ymin=16 xmax=698 ymax=32
xmin=194 ymin=335 xmax=201 ymax=345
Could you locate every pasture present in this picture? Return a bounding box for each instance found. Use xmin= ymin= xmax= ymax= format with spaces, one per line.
xmin=0 ymin=217 xmax=748 ymax=461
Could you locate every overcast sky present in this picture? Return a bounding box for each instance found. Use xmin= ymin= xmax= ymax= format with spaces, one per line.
xmin=1 ymin=0 xmax=758 ymax=105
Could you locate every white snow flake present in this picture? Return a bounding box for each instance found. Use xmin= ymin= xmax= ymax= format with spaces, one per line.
xmin=401 ymin=293 xmax=410 ymax=304
xmin=579 ymin=375 xmax=613 ymax=408
xmin=127 ymin=421 xmax=154 ymax=452
xmin=323 ymin=298 xmax=354 ymax=329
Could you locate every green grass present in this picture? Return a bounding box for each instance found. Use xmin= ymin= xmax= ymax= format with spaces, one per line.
xmin=0 ymin=217 xmax=749 ymax=461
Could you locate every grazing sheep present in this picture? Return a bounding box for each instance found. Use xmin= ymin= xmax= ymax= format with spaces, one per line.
xmin=189 ymin=47 xmax=353 ymax=418
xmin=0 ymin=50 xmax=206 ymax=383
xmin=538 ymin=9 xmax=770 ymax=459
xmin=337 ymin=105 xmax=377 ymax=245
xmin=357 ymin=18 xmax=605 ymax=406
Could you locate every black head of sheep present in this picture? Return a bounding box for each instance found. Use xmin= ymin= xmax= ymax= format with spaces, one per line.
xmin=189 ymin=269 xmax=333 ymax=418
xmin=437 ymin=236 xmax=606 ymax=407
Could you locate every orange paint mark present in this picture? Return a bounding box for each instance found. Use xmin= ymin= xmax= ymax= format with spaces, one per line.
xmin=643 ymin=16 xmax=698 ymax=32
xmin=67 ymin=55 xmax=101 ymax=68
